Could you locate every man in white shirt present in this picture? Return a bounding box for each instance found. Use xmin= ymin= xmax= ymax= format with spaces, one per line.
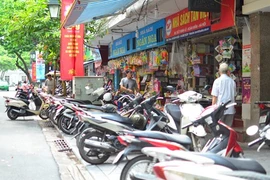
xmin=211 ymin=63 xmax=236 ymax=126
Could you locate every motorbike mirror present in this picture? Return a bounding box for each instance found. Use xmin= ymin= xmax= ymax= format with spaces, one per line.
xmin=246 ymin=125 xmax=259 ymax=136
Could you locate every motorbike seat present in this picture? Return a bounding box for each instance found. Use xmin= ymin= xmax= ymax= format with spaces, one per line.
xmin=129 ymin=131 xmax=191 ymax=146
xmin=196 ymin=153 xmax=266 ymax=174
xmin=79 ymin=104 xmax=103 ymax=111
xmin=66 ymin=98 xmax=92 ymax=104
xmin=80 ymin=104 xmax=117 ymax=113
xmin=20 ymin=98 xmax=30 ymax=105
xmin=91 ymin=112 xmax=133 ymax=125
xmin=164 ymin=104 xmax=181 ymax=123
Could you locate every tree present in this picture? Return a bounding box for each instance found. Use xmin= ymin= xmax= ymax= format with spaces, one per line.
xmin=0 ymin=0 xmax=108 ymax=84
xmin=0 ymin=0 xmax=60 ymax=83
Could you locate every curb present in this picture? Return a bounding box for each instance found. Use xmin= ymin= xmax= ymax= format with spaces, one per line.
xmin=37 ymin=117 xmax=96 ymax=180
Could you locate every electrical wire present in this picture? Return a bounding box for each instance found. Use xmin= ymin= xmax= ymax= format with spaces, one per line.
xmin=214 ymin=0 xmax=242 ymax=46
xmin=174 ymin=0 xmax=181 ymax=11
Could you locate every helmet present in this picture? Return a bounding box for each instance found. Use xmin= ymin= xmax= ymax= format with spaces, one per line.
xmin=130 ymin=113 xmax=147 ymax=130
xmin=103 ymin=92 xmax=112 ymax=102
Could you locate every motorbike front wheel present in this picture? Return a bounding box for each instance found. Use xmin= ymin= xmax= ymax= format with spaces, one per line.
xmin=39 ymin=108 xmax=49 ymax=120
xmin=57 ymin=116 xmax=76 ymax=135
xmin=7 ymin=108 xmax=19 ymax=120
xmin=120 ymin=155 xmax=155 ymax=180
xmin=78 ymin=130 xmax=111 ymax=165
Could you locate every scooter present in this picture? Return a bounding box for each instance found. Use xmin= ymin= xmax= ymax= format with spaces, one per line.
xmin=115 ymin=101 xmax=243 ymax=180
xmin=76 ymin=94 xmax=176 ymax=165
xmin=164 ymin=90 xmax=208 ymax=151
xmin=246 ymin=117 xmax=270 ymax=151
xmin=141 ymin=147 xmax=266 ymax=180
xmin=4 ymin=89 xmax=49 ymax=120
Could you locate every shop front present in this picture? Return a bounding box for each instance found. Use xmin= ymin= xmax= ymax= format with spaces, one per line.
xmin=108 ymin=19 xmax=172 ymax=95
xmin=163 ymin=0 xmax=244 ymax=129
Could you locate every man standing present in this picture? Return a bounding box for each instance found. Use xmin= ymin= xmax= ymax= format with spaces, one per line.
xmin=211 ymin=63 xmax=236 ymax=127
xmin=44 ymin=74 xmax=54 ymax=94
xmin=119 ymin=69 xmax=138 ymax=95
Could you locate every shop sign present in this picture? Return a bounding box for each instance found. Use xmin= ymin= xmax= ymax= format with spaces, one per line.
xmin=137 ymin=19 xmax=165 ymax=51
xmin=165 ymin=8 xmax=211 ymax=42
xmin=110 ymin=33 xmax=136 ymax=59
xmin=36 ymin=52 xmax=45 ymax=80
xmin=242 ymin=77 xmax=251 ymax=104
xmin=60 ymin=0 xmax=85 ymax=81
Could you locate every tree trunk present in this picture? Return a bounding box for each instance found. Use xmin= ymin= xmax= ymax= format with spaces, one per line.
xmin=14 ymin=52 xmax=32 ymax=83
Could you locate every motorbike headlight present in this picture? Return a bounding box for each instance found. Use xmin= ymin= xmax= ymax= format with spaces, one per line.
xmin=265 ymin=129 xmax=270 ymax=140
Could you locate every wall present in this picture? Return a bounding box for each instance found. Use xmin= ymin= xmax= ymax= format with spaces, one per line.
xmin=242 ymin=26 xmax=251 ymax=128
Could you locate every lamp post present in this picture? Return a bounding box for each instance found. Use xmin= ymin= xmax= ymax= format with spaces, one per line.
xmin=48 ymin=0 xmax=60 ymax=18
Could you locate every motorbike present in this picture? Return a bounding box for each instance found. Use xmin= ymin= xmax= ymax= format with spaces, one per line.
xmin=55 ymin=92 xmax=139 ymax=135
xmin=246 ymin=118 xmax=270 ymax=151
xmin=75 ymin=93 xmax=178 ymax=165
xmin=139 ymin=147 xmax=266 ymax=180
xmin=115 ymin=101 xmax=243 ymax=180
xmin=165 ymin=90 xmax=209 ymax=151
xmin=4 ymin=89 xmax=49 ymax=120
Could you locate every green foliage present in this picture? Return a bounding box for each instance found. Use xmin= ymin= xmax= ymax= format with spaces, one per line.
xmin=84 ymin=19 xmax=108 ymax=45
xmin=0 ymin=46 xmax=16 ymax=72
xmin=0 ymin=0 xmax=107 ymax=82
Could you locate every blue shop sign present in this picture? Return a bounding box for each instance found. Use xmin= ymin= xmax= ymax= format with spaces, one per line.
xmin=136 ymin=19 xmax=165 ymax=51
xmin=110 ymin=33 xmax=136 ymax=59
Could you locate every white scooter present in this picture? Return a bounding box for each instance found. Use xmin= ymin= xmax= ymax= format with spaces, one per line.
xmin=4 ymin=89 xmax=49 ymax=120
xmin=163 ymin=90 xmax=209 ymax=151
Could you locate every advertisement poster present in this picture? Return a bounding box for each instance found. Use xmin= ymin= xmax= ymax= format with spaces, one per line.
xmin=31 ymin=62 xmax=36 ymax=82
xmin=242 ymin=77 xmax=251 ymax=104
xmin=60 ymin=0 xmax=84 ymax=80
xmin=36 ymin=52 xmax=45 ymax=80
xmin=242 ymin=44 xmax=251 ymax=77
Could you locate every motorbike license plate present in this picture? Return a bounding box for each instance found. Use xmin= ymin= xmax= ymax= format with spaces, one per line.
xmin=259 ymin=115 xmax=267 ymax=123
xmin=112 ymin=150 xmax=125 ymax=164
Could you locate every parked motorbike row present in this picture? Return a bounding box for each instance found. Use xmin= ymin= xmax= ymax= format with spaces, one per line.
xmin=3 ymin=86 xmax=270 ymax=180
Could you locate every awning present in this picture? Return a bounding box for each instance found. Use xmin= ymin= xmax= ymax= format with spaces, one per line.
xmin=63 ymin=0 xmax=138 ymax=28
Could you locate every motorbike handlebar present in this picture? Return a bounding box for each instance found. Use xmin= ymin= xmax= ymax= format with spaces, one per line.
xmin=248 ymin=137 xmax=264 ymax=147
xmin=182 ymin=122 xmax=193 ymax=129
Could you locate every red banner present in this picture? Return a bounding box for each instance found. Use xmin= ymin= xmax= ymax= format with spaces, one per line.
xmin=166 ymin=8 xmax=211 ymax=41
xmin=31 ymin=62 xmax=36 ymax=82
xmin=60 ymin=0 xmax=84 ymax=80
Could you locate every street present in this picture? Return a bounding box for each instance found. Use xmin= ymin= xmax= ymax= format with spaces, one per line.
xmin=0 ymin=89 xmax=91 ymax=180
xmin=1 ymin=88 xmax=270 ymax=180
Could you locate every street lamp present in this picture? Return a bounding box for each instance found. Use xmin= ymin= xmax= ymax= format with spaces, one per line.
xmin=48 ymin=0 xmax=60 ymax=18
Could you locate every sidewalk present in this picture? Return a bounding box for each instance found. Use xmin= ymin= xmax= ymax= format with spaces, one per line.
xmin=61 ymin=132 xmax=126 ymax=180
